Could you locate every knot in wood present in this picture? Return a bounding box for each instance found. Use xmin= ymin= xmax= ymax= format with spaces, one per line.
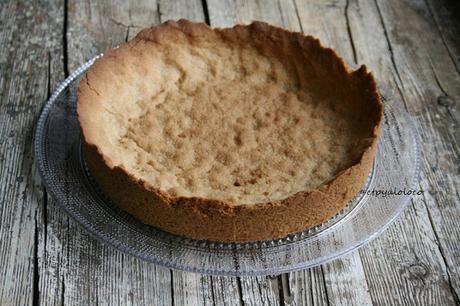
xmin=437 ymin=95 xmax=454 ymax=107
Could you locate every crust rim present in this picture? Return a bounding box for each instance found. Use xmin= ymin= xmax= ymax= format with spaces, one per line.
xmin=77 ymin=19 xmax=384 ymax=242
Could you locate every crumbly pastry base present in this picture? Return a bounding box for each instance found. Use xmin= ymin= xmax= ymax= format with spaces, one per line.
xmin=78 ymin=20 xmax=383 ymax=242
xmin=84 ymin=140 xmax=377 ymax=242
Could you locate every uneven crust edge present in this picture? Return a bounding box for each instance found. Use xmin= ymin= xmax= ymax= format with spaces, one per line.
xmin=83 ymin=134 xmax=378 ymax=242
xmin=78 ymin=20 xmax=383 ymax=242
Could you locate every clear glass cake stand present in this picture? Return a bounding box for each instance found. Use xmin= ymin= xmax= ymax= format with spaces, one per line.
xmin=34 ymin=56 xmax=421 ymax=276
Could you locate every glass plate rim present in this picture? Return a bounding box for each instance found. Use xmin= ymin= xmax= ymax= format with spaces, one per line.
xmin=34 ymin=56 xmax=421 ymax=276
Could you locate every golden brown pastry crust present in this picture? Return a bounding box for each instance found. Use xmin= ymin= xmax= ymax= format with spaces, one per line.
xmin=77 ymin=20 xmax=383 ymax=242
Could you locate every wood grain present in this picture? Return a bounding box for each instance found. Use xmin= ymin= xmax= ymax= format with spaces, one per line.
xmin=206 ymin=1 xmax=371 ymax=305
xmin=374 ymin=0 xmax=459 ymax=302
xmin=203 ymin=2 xmax=285 ymax=304
xmin=285 ymin=267 xmax=328 ymax=306
xmin=282 ymin=1 xmax=373 ymax=305
xmin=346 ymin=0 xmax=459 ymax=304
xmin=0 ymin=0 xmax=63 ymax=305
xmin=292 ymin=0 xmax=459 ymax=304
xmin=1 ymin=0 xmax=459 ymax=305
xmin=424 ymin=0 xmax=460 ymax=75
xmin=39 ymin=1 xmax=172 ymax=305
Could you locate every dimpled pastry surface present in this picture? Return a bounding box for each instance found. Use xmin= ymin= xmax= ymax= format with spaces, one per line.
xmin=78 ymin=20 xmax=379 ymax=206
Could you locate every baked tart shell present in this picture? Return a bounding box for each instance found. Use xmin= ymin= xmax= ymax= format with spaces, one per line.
xmin=78 ymin=20 xmax=383 ymax=242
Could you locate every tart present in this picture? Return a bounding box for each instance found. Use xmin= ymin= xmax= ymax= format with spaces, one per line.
xmin=77 ymin=19 xmax=383 ymax=242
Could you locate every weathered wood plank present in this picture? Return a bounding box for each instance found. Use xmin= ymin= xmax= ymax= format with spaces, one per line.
xmin=65 ymin=0 xmax=173 ymax=304
xmin=39 ymin=1 xmax=244 ymax=305
xmin=172 ymin=270 xmax=243 ymax=305
xmin=156 ymin=2 xmax=245 ymax=305
xmin=375 ymin=0 xmax=460 ymax=300
xmin=67 ymin=0 xmax=160 ymax=72
xmin=286 ymin=267 xmax=328 ymax=306
xmin=424 ymin=0 xmax=460 ymax=74
xmin=34 ymin=1 xmax=69 ymax=302
xmin=293 ymin=0 xmax=356 ymax=63
xmin=205 ymin=1 xmax=289 ymax=304
xmin=287 ymin=2 xmax=375 ymax=305
xmin=209 ymin=276 xmax=242 ymax=306
xmin=238 ymin=276 xmax=281 ymax=306
xmin=204 ymin=1 xmax=309 ymax=305
xmin=290 ymin=0 xmax=459 ymax=304
xmin=322 ymin=253 xmax=372 ymax=306
xmin=38 ymin=199 xmax=67 ymax=306
xmin=344 ymin=0 xmax=459 ymax=304
xmin=207 ymin=0 xmax=286 ymax=28
xmin=66 ymin=1 xmax=244 ymax=305
xmin=284 ymin=2 xmax=380 ymax=305
xmin=206 ymin=1 xmax=381 ymax=305
xmin=2 ymin=0 xmax=458 ymax=305
xmin=35 ymin=1 xmax=173 ymax=305
xmin=360 ymin=205 xmax=456 ymax=305
xmin=172 ymin=271 xmax=215 ymax=305
xmin=158 ymin=0 xmax=206 ymax=23
xmin=0 ymin=0 xmax=63 ymax=305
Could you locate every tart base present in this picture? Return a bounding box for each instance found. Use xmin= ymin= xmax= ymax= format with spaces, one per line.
xmin=84 ymin=138 xmax=377 ymax=242
xmin=78 ymin=20 xmax=383 ymax=242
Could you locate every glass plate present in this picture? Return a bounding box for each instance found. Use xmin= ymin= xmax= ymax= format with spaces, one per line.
xmin=34 ymin=56 xmax=421 ymax=276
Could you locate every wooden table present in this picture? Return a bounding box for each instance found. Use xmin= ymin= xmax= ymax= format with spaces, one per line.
xmin=1 ymin=0 xmax=459 ymax=305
